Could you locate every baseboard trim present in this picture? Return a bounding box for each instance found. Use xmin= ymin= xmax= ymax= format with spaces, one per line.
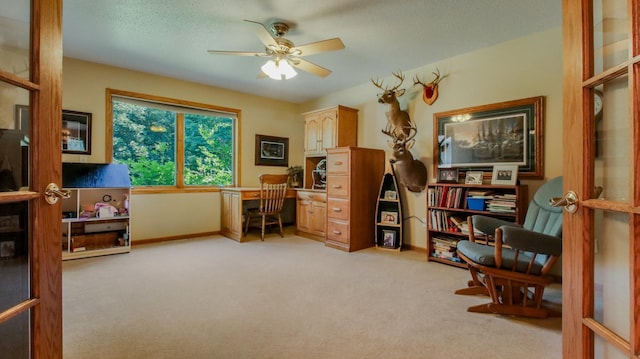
xmin=132 ymin=231 xmax=220 ymax=246
xmin=402 ymin=243 xmax=427 ymax=254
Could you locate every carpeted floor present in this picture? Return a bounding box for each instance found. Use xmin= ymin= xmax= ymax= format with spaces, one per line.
xmin=63 ymin=232 xmax=562 ymax=359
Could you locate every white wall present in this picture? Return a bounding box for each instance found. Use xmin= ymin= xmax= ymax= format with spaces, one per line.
xmin=300 ymin=27 xmax=563 ymax=250
xmin=62 ymin=58 xmax=304 ymax=241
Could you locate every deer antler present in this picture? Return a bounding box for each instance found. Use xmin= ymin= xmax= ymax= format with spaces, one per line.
xmin=371 ymin=77 xmax=387 ymax=90
xmin=390 ymin=71 xmax=405 ymax=91
xmin=397 ymin=125 xmax=417 ymax=144
xmin=413 ymin=75 xmax=426 ymax=88
xmin=431 ymin=68 xmax=442 ymax=85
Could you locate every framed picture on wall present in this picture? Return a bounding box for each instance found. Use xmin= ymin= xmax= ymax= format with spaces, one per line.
xmin=255 ymin=134 xmax=289 ymax=166
xmin=62 ymin=110 xmax=92 ymax=155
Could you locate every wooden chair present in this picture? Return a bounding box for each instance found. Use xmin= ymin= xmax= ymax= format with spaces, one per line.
xmin=243 ymin=174 xmax=289 ymax=241
xmin=455 ymin=176 xmax=563 ymax=318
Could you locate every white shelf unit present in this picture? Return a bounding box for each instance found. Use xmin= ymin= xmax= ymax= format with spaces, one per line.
xmin=61 ymin=187 xmax=131 ymax=260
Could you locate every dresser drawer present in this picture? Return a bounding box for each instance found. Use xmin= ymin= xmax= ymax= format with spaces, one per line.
xmin=326 ymin=198 xmax=349 ymax=220
xmin=326 ymin=176 xmax=349 ymax=197
xmin=326 ymin=152 xmax=349 ymax=175
xmin=296 ymin=190 xmax=327 ymax=203
xmin=241 ymin=190 xmax=261 ymax=200
xmin=326 ymin=219 xmax=349 ymax=244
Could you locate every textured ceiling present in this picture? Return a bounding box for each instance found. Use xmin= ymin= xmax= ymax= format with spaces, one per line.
xmin=59 ymin=0 xmax=561 ymax=103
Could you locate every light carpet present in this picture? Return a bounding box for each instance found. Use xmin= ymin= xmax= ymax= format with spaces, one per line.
xmin=63 ymin=232 xmax=561 ymax=359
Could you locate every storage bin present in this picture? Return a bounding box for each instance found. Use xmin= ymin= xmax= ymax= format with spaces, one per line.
xmin=466 ymin=197 xmax=486 ymax=211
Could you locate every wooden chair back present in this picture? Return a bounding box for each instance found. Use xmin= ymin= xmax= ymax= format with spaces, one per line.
xmin=258 ymin=174 xmax=289 ymax=215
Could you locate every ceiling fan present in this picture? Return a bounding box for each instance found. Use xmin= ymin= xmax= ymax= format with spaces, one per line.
xmin=207 ymin=20 xmax=345 ymax=80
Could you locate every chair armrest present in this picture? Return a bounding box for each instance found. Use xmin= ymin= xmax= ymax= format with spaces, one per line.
xmin=471 ymin=215 xmax=522 ymax=236
xmin=500 ymin=226 xmax=562 ymax=256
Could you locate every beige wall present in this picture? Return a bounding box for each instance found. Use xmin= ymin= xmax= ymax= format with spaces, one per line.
xmin=62 ymin=58 xmax=304 ymax=241
xmin=300 ymin=27 xmax=563 ymax=250
xmin=62 ymin=27 xmax=562 ymax=246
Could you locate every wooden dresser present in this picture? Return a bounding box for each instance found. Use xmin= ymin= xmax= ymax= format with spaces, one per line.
xmin=325 ymin=147 xmax=385 ymax=252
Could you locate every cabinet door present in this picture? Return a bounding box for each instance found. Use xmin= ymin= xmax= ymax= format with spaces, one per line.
xmin=304 ymin=114 xmax=321 ymax=155
xmin=320 ymin=109 xmax=337 ymax=151
xmin=296 ymin=199 xmax=311 ymax=232
xmin=310 ymin=201 xmax=326 ymax=235
xmin=222 ymin=191 xmax=241 ymax=237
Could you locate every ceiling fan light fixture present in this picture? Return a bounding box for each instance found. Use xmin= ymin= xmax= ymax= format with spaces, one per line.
xmin=261 ymin=58 xmax=297 ymax=80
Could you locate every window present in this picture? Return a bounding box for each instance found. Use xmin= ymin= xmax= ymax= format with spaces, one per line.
xmin=108 ymin=89 xmax=238 ymax=189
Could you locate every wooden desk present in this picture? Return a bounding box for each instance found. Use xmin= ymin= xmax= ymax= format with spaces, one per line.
xmin=220 ymin=187 xmax=297 ymax=242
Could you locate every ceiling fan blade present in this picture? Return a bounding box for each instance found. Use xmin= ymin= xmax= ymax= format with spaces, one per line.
xmin=207 ymin=50 xmax=266 ymax=56
xmin=290 ymin=38 xmax=345 ymax=56
xmin=290 ymin=58 xmax=332 ymax=78
xmin=244 ymin=20 xmax=278 ymax=48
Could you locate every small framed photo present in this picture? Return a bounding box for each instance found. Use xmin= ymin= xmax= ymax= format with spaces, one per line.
xmin=1 ymin=241 xmax=15 ymax=258
xmin=437 ymin=168 xmax=459 ymax=183
xmin=384 ymin=190 xmax=397 ymax=200
xmin=380 ymin=211 xmax=398 ymax=225
xmin=465 ymin=171 xmax=484 ymax=185
xmin=382 ymin=230 xmax=396 ymax=247
xmin=491 ymin=165 xmax=519 ymax=185
xmin=62 ymin=109 xmax=92 ymax=154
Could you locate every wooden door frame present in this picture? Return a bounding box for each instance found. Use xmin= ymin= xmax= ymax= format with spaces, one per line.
xmin=563 ymin=0 xmax=640 ymax=357
xmin=0 ymin=0 xmax=63 ymax=357
xmin=562 ymin=1 xmax=591 ymax=357
xmin=31 ymin=0 xmax=64 ymax=356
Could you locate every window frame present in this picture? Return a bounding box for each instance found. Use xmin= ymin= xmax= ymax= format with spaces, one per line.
xmin=106 ymin=88 xmax=241 ymax=193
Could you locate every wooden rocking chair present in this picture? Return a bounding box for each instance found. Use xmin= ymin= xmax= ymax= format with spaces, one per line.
xmin=455 ymin=176 xmax=563 ymax=318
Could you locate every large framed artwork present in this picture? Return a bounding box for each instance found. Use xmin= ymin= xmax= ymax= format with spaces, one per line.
xmin=255 ymin=134 xmax=289 ymax=166
xmin=433 ymin=96 xmax=544 ymax=179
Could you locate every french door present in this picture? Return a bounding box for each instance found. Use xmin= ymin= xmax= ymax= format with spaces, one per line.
xmin=0 ymin=0 xmax=63 ymax=358
xmin=563 ymin=0 xmax=640 ymax=358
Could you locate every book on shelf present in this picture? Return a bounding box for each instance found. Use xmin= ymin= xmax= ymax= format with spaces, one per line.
xmin=467 ymin=189 xmax=495 ymax=197
xmin=431 ymin=251 xmax=462 ymax=262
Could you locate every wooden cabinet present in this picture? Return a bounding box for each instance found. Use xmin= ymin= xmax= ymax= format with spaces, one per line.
xmin=375 ymin=171 xmax=402 ymax=251
xmin=221 ymin=190 xmax=242 ymax=240
xmin=61 ymin=163 xmax=132 ymax=260
xmin=302 ymin=105 xmax=358 ymax=157
xmin=325 ymin=147 xmax=385 ymax=252
xmin=295 ymin=189 xmax=326 ymax=240
xmin=426 ymin=183 xmax=528 ymax=268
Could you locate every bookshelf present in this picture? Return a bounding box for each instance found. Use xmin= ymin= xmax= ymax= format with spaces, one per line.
xmin=375 ymin=171 xmax=402 ymax=250
xmin=426 ymin=183 xmax=528 ymax=268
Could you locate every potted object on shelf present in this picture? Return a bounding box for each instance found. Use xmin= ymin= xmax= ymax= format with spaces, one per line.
xmin=287 ymin=165 xmax=303 ymax=188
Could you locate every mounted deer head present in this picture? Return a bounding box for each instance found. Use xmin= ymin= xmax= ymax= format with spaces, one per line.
xmin=382 ymin=126 xmax=428 ymax=193
xmin=371 ymin=71 xmax=414 ymax=141
xmin=414 ymin=68 xmax=443 ymax=105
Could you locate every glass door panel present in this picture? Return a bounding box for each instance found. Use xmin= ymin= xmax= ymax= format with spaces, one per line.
xmin=593 ymin=0 xmax=629 ymax=73
xmin=0 ymin=311 xmax=30 ymax=359
xmin=593 ymin=210 xmax=630 ymax=342
xmin=0 ymin=84 xmax=30 ymax=190
xmin=595 ymin=334 xmax=630 ymax=359
xmin=0 ymin=4 xmax=30 ymax=80
xmin=594 ymin=76 xmax=630 ymax=202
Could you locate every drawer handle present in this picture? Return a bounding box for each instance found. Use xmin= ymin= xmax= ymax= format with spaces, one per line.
xmin=332 ymin=230 xmax=342 ymax=235
xmin=333 ymin=208 xmax=341 ymax=212
xmin=334 ymin=161 xmax=343 ymax=165
xmin=252 ymin=193 xmax=259 ymax=197
xmin=333 ymin=185 xmax=342 ymax=189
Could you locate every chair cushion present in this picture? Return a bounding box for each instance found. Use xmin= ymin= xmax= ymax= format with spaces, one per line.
xmin=457 ymin=240 xmax=543 ymax=275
